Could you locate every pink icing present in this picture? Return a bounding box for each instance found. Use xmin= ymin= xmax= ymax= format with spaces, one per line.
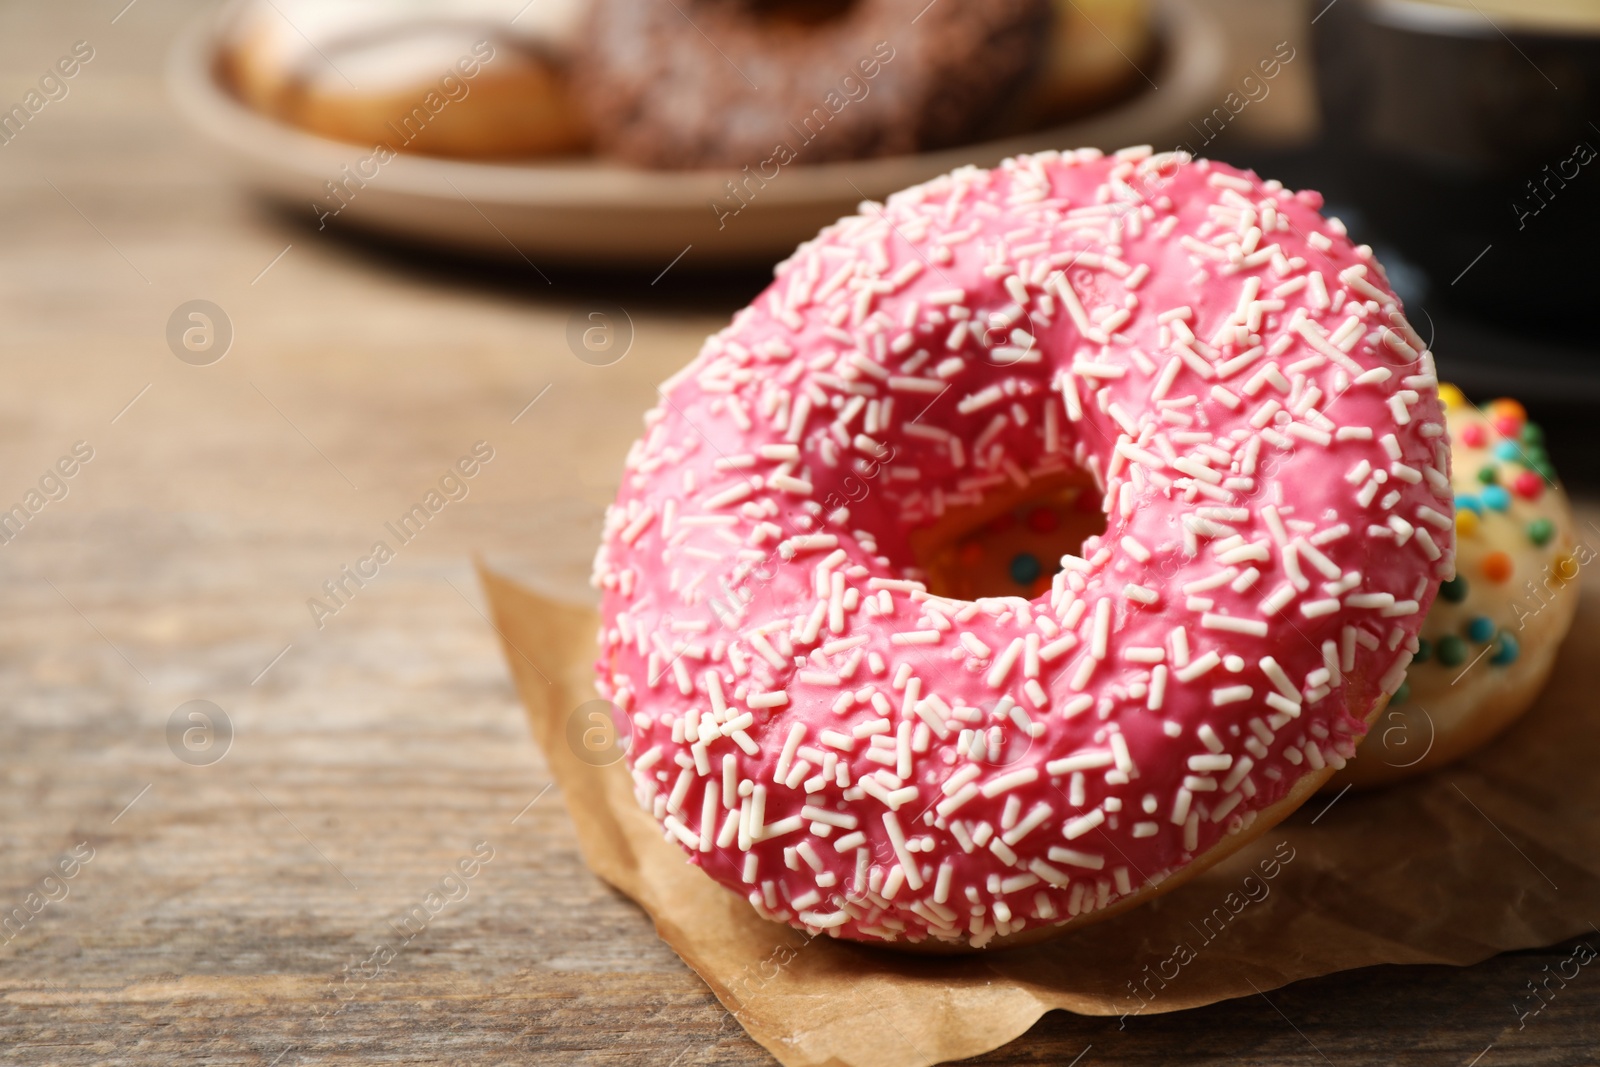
xmin=591 ymin=149 xmax=1454 ymax=947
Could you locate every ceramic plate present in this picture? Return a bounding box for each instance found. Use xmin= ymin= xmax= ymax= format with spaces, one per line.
xmin=167 ymin=2 xmax=1226 ymax=267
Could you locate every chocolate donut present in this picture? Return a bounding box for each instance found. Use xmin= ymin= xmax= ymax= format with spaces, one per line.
xmin=577 ymin=0 xmax=1052 ymax=169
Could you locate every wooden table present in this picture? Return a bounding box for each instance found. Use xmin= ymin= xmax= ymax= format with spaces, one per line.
xmin=1 ymin=2 xmax=1595 ymax=1063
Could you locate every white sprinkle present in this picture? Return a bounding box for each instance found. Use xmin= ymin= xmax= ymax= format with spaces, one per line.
xmin=986 ymin=636 xmax=1025 ymax=687
xmin=868 ymin=577 xmax=924 ymax=593
xmin=942 ymin=764 xmax=982 ymax=796
xmin=774 ymin=723 xmax=806 ymax=782
xmin=1174 ymin=650 xmax=1222 ymax=682
xmin=1062 ymin=809 xmax=1105 ymax=840
xmin=1259 ymin=583 xmax=1296 ymax=616
xmin=1061 ymin=694 xmax=1095 ymax=718
xmin=1415 ymin=505 xmax=1452 ymax=530
xmin=1300 ymin=598 xmax=1341 ymax=618
xmin=1046 ymin=751 xmax=1114 ymax=775
xmin=1091 ymin=599 xmax=1111 ymax=660
xmin=1170 ymin=788 xmax=1193 ymax=825
xmin=934 ymin=862 xmax=955 ymax=903
xmin=959 ymin=632 xmax=992 ymax=658
xmin=1036 ymin=633 xmax=1075 ymax=668
xmin=1110 ymin=732 xmax=1134 ymax=774
xmin=1148 ymin=665 xmax=1167 ymax=710
xmin=957 ymin=384 xmax=1005 ymax=414
xmin=1200 ymin=612 xmax=1268 ymax=637
xmin=981 ymin=767 xmax=1039 ymax=798
xmin=1208 ymin=172 xmax=1254 ymax=192
xmin=1258 ymin=657 xmax=1301 ymax=703
xmin=882 ymin=812 xmax=923 ymax=890
xmin=1048 ymin=846 xmax=1106 ymax=870
xmin=769 ymin=473 xmax=813 ymax=496
xmin=620 ymin=508 xmax=657 ymax=544
xmin=1120 ymin=536 xmax=1152 ymax=562
xmin=889 ymin=376 xmax=946 ymax=394
xmin=705 ymin=477 xmax=762 ymax=512
xmin=935 ymin=783 xmax=979 ymax=819
xmin=780 ymin=534 xmax=838 ymax=559
xmin=1263 ymin=691 xmax=1300 ymax=718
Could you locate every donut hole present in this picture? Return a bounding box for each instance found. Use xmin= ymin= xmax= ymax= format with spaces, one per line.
xmin=910 ymin=473 xmax=1107 ymax=602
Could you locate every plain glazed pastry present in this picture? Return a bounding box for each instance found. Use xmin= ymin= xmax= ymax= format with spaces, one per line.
xmin=574 ymin=0 xmax=1051 ymax=169
xmin=1333 ymin=389 xmax=1577 ymax=788
xmin=591 ymin=148 xmax=1454 ymax=949
xmin=1021 ymin=0 xmax=1155 ymax=125
xmin=219 ymin=0 xmax=588 ymax=158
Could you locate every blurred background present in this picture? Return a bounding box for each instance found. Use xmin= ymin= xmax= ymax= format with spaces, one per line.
xmin=2 ymin=0 xmax=1597 ymax=1062
xmin=162 ymin=0 xmax=1600 ymax=482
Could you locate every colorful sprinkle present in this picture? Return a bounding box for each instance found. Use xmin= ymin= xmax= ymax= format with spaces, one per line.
xmin=1025 ymin=506 xmax=1059 ymax=534
xmin=957 ymin=541 xmax=984 ymax=567
xmin=1439 ymin=383 xmax=1466 ymax=409
xmin=1482 ymin=550 xmax=1513 ymax=583
xmin=1476 ymin=464 xmax=1498 ymax=485
xmin=1440 ymin=575 xmax=1470 ymax=602
xmin=1391 ymin=679 xmax=1411 ymax=705
xmin=1492 ymin=415 xmax=1522 ymax=439
xmin=1456 ymin=494 xmax=1483 ymax=516
xmin=1436 ymin=635 xmax=1468 ymax=666
xmin=1492 ymin=440 xmax=1521 ymax=463
xmin=1414 ymin=637 xmax=1432 ymax=664
xmin=1527 ymin=517 xmax=1554 ymax=546
xmin=1456 ymin=509 xmax=1479 ymax=538
xmin=1459 ymin=422 xmax=1487 ymax=448
xmin=1489 ymin=398 xmax=1526 ymax=423
xmin=1512 ymin=470 xmax=1544 ymax=500
xmin=1490 ymin=631 xmax=1520 ymax=666
xmin=1009 ymin=552 xmax=1041 ymax=586
xmin=1480 ymin=485 xmax=1510 ymax=512
xmin=1520 ymin=422 xmax=1544 ymax=446
xmin=1466 ymin=615 xmax=1495 ymax=642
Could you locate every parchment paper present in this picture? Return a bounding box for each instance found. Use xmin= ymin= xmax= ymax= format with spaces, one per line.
xmin=477 ymin=559 xmax=1600 ymax=1067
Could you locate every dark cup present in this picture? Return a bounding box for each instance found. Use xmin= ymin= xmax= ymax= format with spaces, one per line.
xmin=1313 ymin=0 xmax=1600 ymax=337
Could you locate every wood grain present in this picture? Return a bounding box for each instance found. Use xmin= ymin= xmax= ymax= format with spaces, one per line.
xmin=0 ymin=2 xmax=1595 ymax=1064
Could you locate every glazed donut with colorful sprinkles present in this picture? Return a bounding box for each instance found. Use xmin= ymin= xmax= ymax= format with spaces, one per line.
xmin=1334 ymin=388 xmax=1578 ymax=789
xmin=591 ymin=147 xmax=1456 ymax=950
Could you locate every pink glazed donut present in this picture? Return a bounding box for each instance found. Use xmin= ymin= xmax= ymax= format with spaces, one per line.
xmin=591 ymin=148 xmax=1455 ymax=950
